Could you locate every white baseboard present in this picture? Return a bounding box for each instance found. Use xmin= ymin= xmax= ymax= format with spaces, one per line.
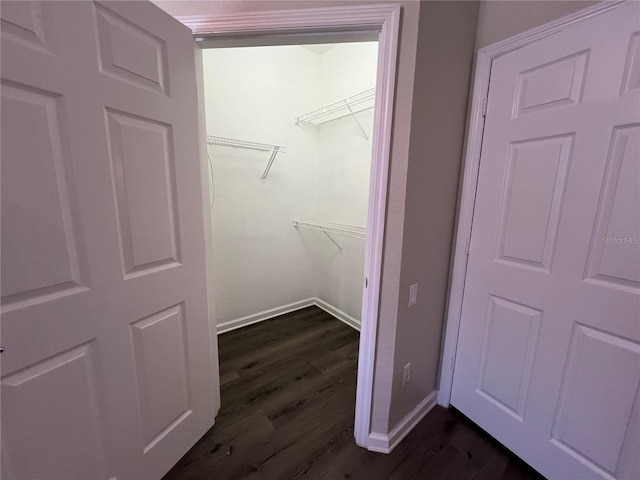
xmin=313 ymin=297 xmax=361 ymax=331
xmin=216 ymin=298 xmax=315 ymax=334
xmin=365 ymin=390 xmax=438 ymax=454
xmin=216 ymin=297 xmax=361 ymax=334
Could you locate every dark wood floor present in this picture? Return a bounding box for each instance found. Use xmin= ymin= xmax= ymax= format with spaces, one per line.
xmin=163 ymin=306 xmax=544 ymax=480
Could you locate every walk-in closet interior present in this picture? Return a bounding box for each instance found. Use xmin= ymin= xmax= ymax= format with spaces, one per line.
xmin=202 ymin=40 xmax=379 ymax=335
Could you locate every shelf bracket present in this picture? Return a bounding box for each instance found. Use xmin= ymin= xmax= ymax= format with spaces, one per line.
xmin=345 ymin=103 xmax=369 ymax=140
xmin=261 ymin=146 xmax=281 ymax=181
xmin=323 ymin=231 xmax=342 ymax=251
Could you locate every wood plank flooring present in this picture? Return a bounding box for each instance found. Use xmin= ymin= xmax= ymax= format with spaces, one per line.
xmin=163 ymin=306 xmax=544 ymax=480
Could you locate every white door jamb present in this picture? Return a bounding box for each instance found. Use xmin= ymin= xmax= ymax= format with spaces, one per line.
xmin=176 ymin=4 xmax=401 ymax=450
xmin=437 ymin=0 xmax=627 ymax=408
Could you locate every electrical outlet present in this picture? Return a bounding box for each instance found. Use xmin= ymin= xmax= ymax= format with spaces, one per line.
xmin=402 ymin=362 xmax=411 ymax=386
xmin=408 ymin=283 xmax=418 ymax=307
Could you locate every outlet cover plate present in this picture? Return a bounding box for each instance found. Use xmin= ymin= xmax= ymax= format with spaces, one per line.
xmin=409 ymin=283 xmax=418 ymax=307
xmin=402 ymin=362 xmax=411 ymax=386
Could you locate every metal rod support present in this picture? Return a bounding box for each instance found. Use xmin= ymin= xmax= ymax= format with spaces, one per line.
xmin=346 ymin=103 xmax=369 ymax=140
xmin=261 ymin=146 xmax=280 ymax=180
xmin=323 ymin=231 xmax=342 ymax=250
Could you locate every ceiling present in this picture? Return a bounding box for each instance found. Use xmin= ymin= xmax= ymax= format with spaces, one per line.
xmin=300 ymin=44 xmax=336 ymax=55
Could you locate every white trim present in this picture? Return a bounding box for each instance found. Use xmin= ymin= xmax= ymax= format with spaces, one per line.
xmin=178 ymin=4 xmax=399 ymax=34
xmin=367 ymin=390 xmax=438 ymax=454
xmin=216 ymin=297 xmax=361 ymax=335
xmin=314 ymin=298 xmax=361 ymax=331
xmin=216 ymin=298 xmax=316 ymax=335
xmin=180 ymin=4 xmax=400 ymax=450
xmin=438 ymin=0 xmax=628 ymax=408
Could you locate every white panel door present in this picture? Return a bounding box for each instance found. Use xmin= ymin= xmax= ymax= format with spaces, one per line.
xmin=0 ymin=2 xmax=218 ymax=479
xmin=452 ymin=3 xmax=640 ymax=479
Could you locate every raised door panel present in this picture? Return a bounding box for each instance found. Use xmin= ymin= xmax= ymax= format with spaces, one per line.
xmin=513 ymin=51 xmax=588 ymax=118
xmin=131 ymin=304 xmax=191 ymax=453
xmin=94 ymin=2 xmax=169 ymax=95
xmin=1 ymin=343 xmax=110 ymax=480
xmin=477 ymin=296 xmax=541 ymax=421
xmin=0 ymin=1 xmax=54 ymax=55
xmin=0 ymin=81 xmax=87 ymax=307
xmin=551 ymin=325 xmax=640 ymax=478
xmin=105 ymin=109 xmax=181 ymax=278
xmin=615 ymin=387 xmax=640 ymax=479
xmin=621 ymin=32 xmax=640 ymax=96
xmin=585 ymin=124 xmax=640 ymax=292
xmin=496 ymin=135 xmax=572 ymax=271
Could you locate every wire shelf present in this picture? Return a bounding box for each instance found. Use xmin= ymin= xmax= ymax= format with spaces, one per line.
xmin=206 ymin=136 xmax=285 ymax=153
xmin=294 ymin=88 xmax=375 ymax=139
xmin=293 ymin=219 xmax=366 ymax=250
xmin=206 ymin=135 xmax=286 ymax=180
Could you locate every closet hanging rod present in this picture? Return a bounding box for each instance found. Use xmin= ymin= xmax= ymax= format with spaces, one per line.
xmin=293 ymin=220 xmax=366 ymax=240
xmin=294 ymin=88 xmax=375 ymax=125
xmin=207 ymin=135 xmax=286 ymax=180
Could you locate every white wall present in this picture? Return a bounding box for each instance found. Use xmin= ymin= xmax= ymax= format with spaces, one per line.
xmin=311 ymin=42 xmax=377 ymax=321
xmin=203 ymin=42 xmax=377 ymax=326
xmin=319 ymin=42 xmax=379 ymax=102
xmin=202 ymin=46 xmax=319 ymax=324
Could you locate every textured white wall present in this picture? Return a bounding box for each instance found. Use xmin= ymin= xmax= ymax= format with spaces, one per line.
xmin=202 ymin=46 xmax=319 ymax=324
xmin=319 ymin=42 xmax=379 ymax=103
xmin=311 ymin=42 xmax=378 ymax=321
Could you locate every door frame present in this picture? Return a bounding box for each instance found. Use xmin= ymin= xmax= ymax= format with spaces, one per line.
xmin=437 ymin=0 xmax=627 ymax=407
xmin=176 ymin=4 xmax=400 ymax=448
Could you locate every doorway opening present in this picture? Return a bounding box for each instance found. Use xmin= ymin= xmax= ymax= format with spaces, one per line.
xmin=197 ymin=35 xmax=379 ymax=450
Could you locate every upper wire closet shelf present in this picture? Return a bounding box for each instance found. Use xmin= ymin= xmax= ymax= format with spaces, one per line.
xmin=206 ymin=135 xmax=286 ymax=180
xmin=294 ymin=88 xmax=375 ymax=139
